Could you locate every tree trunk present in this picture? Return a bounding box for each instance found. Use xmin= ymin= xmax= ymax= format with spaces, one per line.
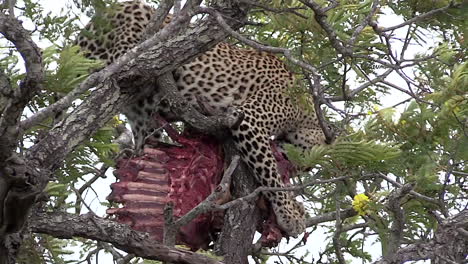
xmin=215 ymin=140 xmax=261 ymax=264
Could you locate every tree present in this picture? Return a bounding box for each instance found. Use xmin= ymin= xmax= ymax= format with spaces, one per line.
xmin=0 ymin=0 xmax=467 ymax=263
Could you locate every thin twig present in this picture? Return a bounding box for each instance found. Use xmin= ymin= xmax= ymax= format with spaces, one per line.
xmin=306 ymin=208 xmax=357 ymax=227
xmin=238 ymin=0 xmax=308 ymax=19
xmin=173 ymin=155 xmax=240 ymax=228
xmin=298 ymin=0 xmax=352 ymax=56
xmin=196 ymin=7 xmax=321 ymax=76
xmin=381 ymin=2 xmax=460 ymax=32
xmin=348 ymin=0 xmax=380 ymax=48
xmin=304 ymin=73 xmax=335 ymax=143
xmin=333 ymin=183 xmax=346 ymax=264
xmin=327 ymin=68 xmax=394 ymax=102
xmin=376 ymin=173 xmax=441 ymax=206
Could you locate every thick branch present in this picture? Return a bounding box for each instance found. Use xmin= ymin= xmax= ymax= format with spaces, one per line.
xmin=29 ymin=211 xmax=223 ymax=264
xmin=156 ymin=73 xmax=243 ymax=137
xmin=374 ymin=209 xmax=468 ymax=264
xmin=20 ymin=0 xmax=188 ymax=131
xmin=0 ymin=10 xmax=44 ymax=263
xmin=0 ymin=12 xmax=43 ymax=160
xmin=0 ymin=2 xmax=250 ymax=263
xmin=20 ymin=0 xmax=225 ymax=132
xmin=385 ymin=183 xmax=413 ymax=261
xmin=26 ymin=1 xmax=249 ymax=170
xmin=215 ymin=140 xmax=261 ymax=263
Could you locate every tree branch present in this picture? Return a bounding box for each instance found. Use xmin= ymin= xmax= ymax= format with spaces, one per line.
xmin=144 ymin=0 xmax=173 ymax=38
xmin=384 ymin=183 xmax=413 ymax=261
xmin=373 ymin=209 xmax=468 ymax=263
xmin=376 ymin=173 xmax=440 ymax=206
xmin=380 ymin=2 xmax=461 ymax=32
xmin=196 ymin=7 xmax=321 ymax=76
xmin=1 ymin=1 xmax=251 ymax=262
xmin=332 ymin=185 xmax=346 ymax=264
xmin=155 ymin=73 xmax=243 ymax=137
xmin=20 ymin=0 xmax=190 ymax=132
xmin=298 ymin=0 xmax=352 ymax=56
xmin=0 ymin=10 xmax=44 ymax=263
xmin=29 ymin=211 xmax=223 ymax=264
xmin=0 ymin=11 xmax=43 ymax=160
xmin=306 ymin=208 xmax=357 ymax=227
xmin=327 ymin=68 xmax=394 ymax=102
xmin=238 ymin=0 xmax=308 ymax=19
xmin=215 ymin=140 xmax=261 ymax=263
xmin=26 ymin=0 xmax=249 ymax=170
xmin=348 ymin=0 xmax=380 ymax=48
xmin=174 ymin=156 xmax=239 ymax=228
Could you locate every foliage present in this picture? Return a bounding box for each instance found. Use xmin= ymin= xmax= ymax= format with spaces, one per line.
xmin=21 ymin=0 xmax=80 ymax=44
xmin=1 ymin=6 xmax=116 ymax=261
xmin=285 ymin=136 xmax=400 ymax=170
xmin=43 ymin=45 xmax=103 ymax=93
xmin=2 ymin=0 xmax=466 ymax=263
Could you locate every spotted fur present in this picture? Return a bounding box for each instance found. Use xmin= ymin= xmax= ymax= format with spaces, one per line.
xmin=77 ymin=0 xmax=326 ymax=236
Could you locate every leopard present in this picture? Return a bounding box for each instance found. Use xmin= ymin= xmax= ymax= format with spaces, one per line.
xmin=76 ymin=0 xmax=327 ymax=237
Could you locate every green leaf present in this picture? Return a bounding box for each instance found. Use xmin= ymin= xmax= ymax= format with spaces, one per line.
xmin=286 ymin=136 xmax=400 ymax=169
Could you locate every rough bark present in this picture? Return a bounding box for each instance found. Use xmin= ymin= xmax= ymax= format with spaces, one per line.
xmin=0 ymin=1 xmax=250 ymax=263
xmin=0 ymin=11 xmax=44 ymax=264
xmin=215 ymin=140 xmax=261 ymax=264
xmin=374 ymin=209 xmax=468 ymax=264
xmin=28 ymin=211 xmax=223 ymax=264
xmin=0 ymin=12 xmax=43 ymax=161
xmin=26 ymin=1 xmax=250 ymax=171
